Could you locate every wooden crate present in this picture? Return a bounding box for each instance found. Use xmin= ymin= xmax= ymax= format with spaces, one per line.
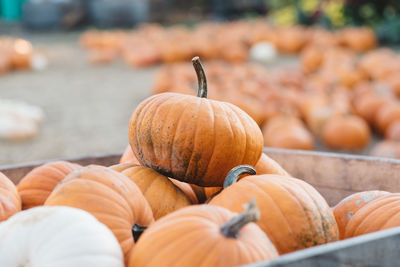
xmin=1 ymin=147 xmax=400 ymax=266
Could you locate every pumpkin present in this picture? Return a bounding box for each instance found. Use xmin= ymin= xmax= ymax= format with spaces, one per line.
xmin=370 ymin=141 xmax=400 ymax=158
xmin=353 ymin=93 xmax=389 ymax=124
xmin=45 ymin=165 xmax=154 ymax=259
xmin=119 ymin=165 xmax=193 ymax=219
xmin=0 ymin=172 xmax=21 ymax=221
xmin=88 ymin=48 xmax=118 ymax=65
xmin=0 ymin=206 xmax=124 ymax=267
xmin=385 ymin=120 xmax=400 ymax=141
xmin=375 ymin=102 xmax=400 ymax=134
xmin=128 ymin=199 xmax=278 ymax=267
xmin=209 ymin=165 xmax=338 ymax=254
xmin=262 ymin=115 xmax=314 ymax=150
xmin=300 ymin=46 xmax=323 ymax=74
xmin=255 ymin=153 xmax=290 ymax=176
xmin=204 ymin=153 xmax=291 ymax=201
xmin=120 ymin=145 xmax=140 ymax=164
xmin=344 ymin=193 xmax=400 ymax=238
xmin=17 ymin=161 xmax=81 ymax=210
xmin=333 ymin=190 xmax=390 ymax=239
xmin=321 ymin=114 xmax=370 ymax=150
xmin=129 ymin=57 xmax=263 ymax=186
xmin=110 ymin=163 xmax=198 ymax=205
xmin=189 ymin=184 xmax=207 ymax=203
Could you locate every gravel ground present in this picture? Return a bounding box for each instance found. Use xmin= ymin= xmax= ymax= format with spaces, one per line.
xmin=1 ymin=31 xmax=158 ymax=165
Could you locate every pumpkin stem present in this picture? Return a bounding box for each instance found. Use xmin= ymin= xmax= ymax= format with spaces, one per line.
xmin=223 ymin=165 xmax=256 ymax=188
xmin=132 ymin=223 xmax=147 ymax=242
xmin=192 ymin=56 xmax=207 ymax=98
xmin=220 ymin=198 xmax=260 ymax=238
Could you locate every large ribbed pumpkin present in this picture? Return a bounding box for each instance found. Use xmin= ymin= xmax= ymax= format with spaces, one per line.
xmin=333 ymin=190 xmax=390 ymax=239
xmin=45 ymin=165 xmax=154 ymax=260
xmin=209 ymin=165 xmax=338 ymax=254
xmin=128 ymin=200 xmax=278 ymax=267
xmin=0 ymin=172 xmax=21 ymax=221
xmin=345 ymin=193 xmax=400 ymax=238
xmin=129 ymin=57 xmax=263 ymax=186
xmin=17 ymin=161 xmax=81 ymax=210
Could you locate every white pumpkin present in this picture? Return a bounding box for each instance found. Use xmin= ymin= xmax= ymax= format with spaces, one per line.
xmin=0 ymin=206 xmax=124 ymax=267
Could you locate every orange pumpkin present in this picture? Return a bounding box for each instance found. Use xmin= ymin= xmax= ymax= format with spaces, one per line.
xmin=385 ymin=120 xmax=400 ymax=141
xmin=0 ymin=172 xmax=21 ymax=221
xmin=128 ymin=199 xmax=278 ymax=267
xmin=375 ymin=102 xmax=400 ymax=134
xmin=345 ymin=193 xmax=400 ymax=238
xmin=333 ymin=190 xmax=390 ymax=239
xmin=116 ymin=164 xmax=193 ymax=219
xmin=321 ymin=115 xmax=370 ymax=150
xmin=209 ymin=165 xmax=338 ymax=254
xmin=45 ymin=165 xmax=154 ymax=260
xmin=17 ymin=161 xmax=81 ymax=210
xmin=255 ymin=153 xmax=290 ymax=176
xmin=262 ymin=116 xmax=314 ymax=150
xmin=120 ymin=145 xmax=140 ymax=165
xmin=129 ymin=57 xmax=263 ymax=186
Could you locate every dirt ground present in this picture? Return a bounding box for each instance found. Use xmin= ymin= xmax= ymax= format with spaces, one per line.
xmin=1 ymin=31 xmax=158 ymax=165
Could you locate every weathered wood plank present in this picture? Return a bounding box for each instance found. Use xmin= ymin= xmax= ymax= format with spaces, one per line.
xmin=247 ymin=226 xmax=400 ymax=267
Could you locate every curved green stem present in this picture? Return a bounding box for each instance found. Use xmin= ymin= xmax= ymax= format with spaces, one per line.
xmin=223 ymin=165 xmax=256 ymax=189
xmin=220 ymin=198 xmax=260 ymax=238
xmin=192 ymin=56 xmax=207 ymax=98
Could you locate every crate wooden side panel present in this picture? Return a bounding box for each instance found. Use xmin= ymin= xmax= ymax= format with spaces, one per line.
xmin=247 ymin=226 xmax=400 ymax=267
xmin=264 ymin=148 xmax=400 ymax=205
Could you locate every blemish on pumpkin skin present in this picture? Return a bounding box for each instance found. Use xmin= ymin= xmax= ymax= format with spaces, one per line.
xmin=347 ymin=211 xmax=354 ymax=221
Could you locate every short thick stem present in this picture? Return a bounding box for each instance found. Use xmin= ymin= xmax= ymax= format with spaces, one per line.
xmin=192 ymin=56 xmax=207 ymax=98
xmin=132 ymin=223 xmax=147 ymax=242
xmin=223 ymin=165 xmax=256 ymax=188
xmin=220 ymin=198 xmax=260 ymax=238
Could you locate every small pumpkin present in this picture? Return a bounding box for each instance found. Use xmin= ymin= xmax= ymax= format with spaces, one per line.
xmin=385 ymin=120 xmax=400 ymax=141
xmin=0 ymin=172 xmax=21 ymax=222
xmin=128 ymin=199 xmax=278 ymax=267
xmin=17 ymin=161 xmax=81 ymax=210
xmin=333 ymin=190 xmax=390 ymax=239
xmin=129 ymin=57 xmax=263 ymax=186
xmin=119 ymin=165 xmax=193 ymax=219
xmin=375 ymin=102 xmax=400 ymax=134
xmin=0 ymin=206 xmax=124 ymax=267
xmin=262 ymin=115 xmax=314 ymax=150
xmin=120 ymin=145 xmax=140 ymax=164
xmin=209 ymin=165 xmax=338 ymax=254
xmin=345 ymin=193 xmax=400 ymax=238
xmin=321 ymin=114 xmax=370 ymax=150
xmin=45 ymin=165 xmax=154 ymax=260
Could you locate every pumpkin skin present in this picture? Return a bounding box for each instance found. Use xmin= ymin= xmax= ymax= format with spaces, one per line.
xmin=262 ymin=116 xmax=314 ymax=150
xmin=344 ymin=193 xmax=400 ymax=238
xmin=17 ymin=161 xmax=81 ymax=210
xmin=321 ymin=115 xmax=370 ymax=150
xmin=0 ymin=172 xmax=21 ymax=221
xmin=375 ymin=102 xmax=400 ymax=134
xmin=129 ymin=57 xmax=263 ymax=186
xmin=255 ymin=153 xmax=290 ymax=176
xmin=0 ymin=206 xmax=124 ymax=267
xmin=110 ymin=163 xmax=198 ymax=205
xmin=128 ymin=201 xmax=278 ymax=267
xmin=333 ymin=190 xmax=390 ymax=240
xmin=120 ymin=145 xmax=140 ymax=164
xmin=120 ymin=165 xmax=192 ymax=219
xmin=45 ymin=165 xmax=154 ymax=260
xmin=209 ymin=166 xmax=338 ymax=254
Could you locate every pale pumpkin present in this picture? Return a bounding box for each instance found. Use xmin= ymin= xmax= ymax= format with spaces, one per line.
xmin=0 ymin=206 xmax=124 ymax=267
xmin=128 ymin=200 xmax=278 ymax=267
xmin=129 ymin=57 xmax=263 ymax=186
